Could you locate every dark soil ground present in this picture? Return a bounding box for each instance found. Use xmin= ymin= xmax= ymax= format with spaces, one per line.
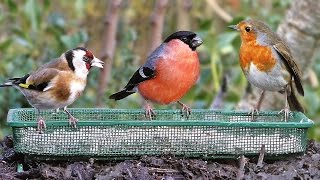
xmin=1 ymin=136 xmax=320 ymax=180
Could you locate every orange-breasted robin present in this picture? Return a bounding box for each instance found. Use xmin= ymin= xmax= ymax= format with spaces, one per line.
xmin=229 ymin=20 xmax=304 ymax=120
xmin=0 ymin=47 xmax=104 ymax=132
xmin=109 ymin=31 xmax=203 ymax=119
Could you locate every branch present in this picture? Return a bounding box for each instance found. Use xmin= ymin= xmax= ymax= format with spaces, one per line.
xmin=277 ymin=0 xmax=320 ymax=72
xmin=206 ymin=0 xmax=233 ymax=23
xmin=236 ymin=155 xmax=248 ymax=180
xmin=96 ymin=0 xmax=122 ymax=107
xmin=210 ymin=74 xmax=228 ymax=109
xmin=177 ymin=0 xmax=192 ymax=30
xmin=149 ymin=0 xmax=168 ymax=53
xmin=256 ymin=144 xmax=266 ymax=168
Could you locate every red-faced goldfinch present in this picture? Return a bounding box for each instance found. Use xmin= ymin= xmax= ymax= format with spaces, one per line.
xmin=0 ymin=47 xmax=104 ymax=132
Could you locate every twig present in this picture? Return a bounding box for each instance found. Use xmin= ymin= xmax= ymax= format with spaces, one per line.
xmin=308 ymin=69 xmax=319 ymax=88
xmin=96 ymin=0 xmax=122 ymax=107
xmin=147 ymin=167 xmax=180 ymax=173
xmin=149 ymin=0 xmax=168 ymax=53
xmin=236 ymin=155 xmax=247 ymax=180
xmin=256 ymin=144 xmax=266 ymax=168
xmin=205 ymin=0 xmax=233 ymax=22
xmin=177 ymin=0 xmax=192 ymax=30
xmin=210 ymin=74 xmax=228 ymax=109
xmin=255 ymin=90 xmax=265 ymax=111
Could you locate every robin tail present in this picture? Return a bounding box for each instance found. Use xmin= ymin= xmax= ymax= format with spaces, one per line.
xmin=287 ymin=83 xmax=304 ymax=113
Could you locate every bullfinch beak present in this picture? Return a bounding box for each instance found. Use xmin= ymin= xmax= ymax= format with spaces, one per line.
xmin=91 ymin=57 xmax=104 ymax=68
xmin=228 ymin=24 xmax=240 ymax=31
xmin=191 ymin=35 xmax=203 ymax=48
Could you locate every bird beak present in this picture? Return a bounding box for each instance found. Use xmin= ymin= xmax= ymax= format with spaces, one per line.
xmin=191 ymin=35 xmax=203 ymax=48
xmin=91 ymin=57 xmax=104 ymax=68
xmin=228 ymin=24 xmax=239 ymax=31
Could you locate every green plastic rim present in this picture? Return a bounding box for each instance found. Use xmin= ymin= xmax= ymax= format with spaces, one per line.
xmin=7 ymin=108 xmax=313 ymax=128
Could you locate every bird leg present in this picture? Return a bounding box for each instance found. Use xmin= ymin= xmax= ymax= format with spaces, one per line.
xmin=36 ymin=109 xmax=46 ymax=133
xmin=64 ymin=107 xmax=78 ymax=128
xmin=144 ymin=101 xmax=156 ymax=120
xmin=177 ymin=101 xmax=191 ymax=119
xmin=37 ymin=117 xmax=46 ymax=134
xmin=249 ymin=90 xmax=265 ymax=121
xmin=278 ymin=90 xmax=290 ymax=122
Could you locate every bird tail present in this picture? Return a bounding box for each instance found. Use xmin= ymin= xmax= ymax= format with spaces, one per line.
xmin=287 ymin=83 xmax=304 ymax=113
xmin=0 ymin=78 xmax=17 ymax=87
xmin=0 ymin=75 xmax=29 ymax=88
xmin=0 ymin=83 xmax=12 ymax=87
xmin=109 ymin=88 xmax=136 ymax=100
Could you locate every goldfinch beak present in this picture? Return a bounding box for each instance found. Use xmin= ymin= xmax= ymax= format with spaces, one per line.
xmin=91 ymin=57 xmax=104 ymax=68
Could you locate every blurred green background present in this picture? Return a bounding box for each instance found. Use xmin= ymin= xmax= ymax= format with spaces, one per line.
xmin=0 ymin=0 xmax=319 ymax=140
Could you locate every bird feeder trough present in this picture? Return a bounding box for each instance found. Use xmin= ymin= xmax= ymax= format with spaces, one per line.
xmin=7 ymin=108 xmax=313 ymax=160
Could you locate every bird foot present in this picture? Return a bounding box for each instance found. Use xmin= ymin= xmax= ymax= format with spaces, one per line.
xmin=248 ymin=108 xmax=259 ymax=121
xmin=178 ymin=101 xmax=191 ymax=119
xmin=37 ymin=117 xmax=46 ymax=134
xmin=69 ymin=116 xmax=78 ymax=128
xmin=144 ymin=103 xmax=156 ymax=120
xmin=278 ymin=106 xmax=290 ymax=122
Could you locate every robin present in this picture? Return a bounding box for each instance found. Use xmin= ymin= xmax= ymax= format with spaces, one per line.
xmin=228 ymin=19 xmax=304 ymax=120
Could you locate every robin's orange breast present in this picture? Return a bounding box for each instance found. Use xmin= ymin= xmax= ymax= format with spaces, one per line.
xmin=138 ymin=54 xmax=200 ymax=105
xmin=239 ymin=42 xmax=277 ymax=73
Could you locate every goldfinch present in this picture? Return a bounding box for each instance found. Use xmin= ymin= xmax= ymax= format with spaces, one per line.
xmin=0 ymin=47 xmax=104 ymax=132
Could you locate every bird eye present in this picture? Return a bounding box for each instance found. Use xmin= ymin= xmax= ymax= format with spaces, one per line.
xmin=245 ymin=26 xmax=251 ymax=32
xmin=83 ymin=56 xmax=90 ymax=62
xmin=181 ymin=37 xmax=188 ymax=42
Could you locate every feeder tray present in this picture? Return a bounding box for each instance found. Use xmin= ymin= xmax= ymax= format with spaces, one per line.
xmin=7 ymin=108 xmax=313 ymax=160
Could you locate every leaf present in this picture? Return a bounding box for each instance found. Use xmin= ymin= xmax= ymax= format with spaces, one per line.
xmin=43 ymin=0 xmax=51 ymax=10
xmin=217 ymin=32 xmax=238 ymax=49
xmin=24 ymin=0 xmax=40 ymax=32
xmin=75 ymin=0 xmax=86 ymax=18
xmin=48 ymin=13 xmax=65 ymax=28
xmin=0 ymin=39 xmax=12 ymax=50
xmin=60 ymin=30 xmax=88 ymax=49
xmin=5 ymin=0 xmax=17 ymax=12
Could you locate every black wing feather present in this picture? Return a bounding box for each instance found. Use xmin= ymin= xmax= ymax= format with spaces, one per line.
xmin=109 ymin=67 xmax=155 ymax=100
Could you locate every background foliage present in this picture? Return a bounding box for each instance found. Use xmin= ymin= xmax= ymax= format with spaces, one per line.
xmin=0 ymin=0 xmax=319 ymax=140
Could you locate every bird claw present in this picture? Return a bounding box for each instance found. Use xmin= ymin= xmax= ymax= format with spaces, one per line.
xmin=278 ymin=106 xmax=290 ymax=122
xmin=69 ymin=116 xmax=78 ymax=128
xmin=37 ymin=118 xmax=46 ymax=134
xmin=144 ymin=103 xmax=156 ymax=120
xmin=248 ymin=108 xmax=259 ymax=121
xmin=178 ymin=101 xmax=191 ymax=119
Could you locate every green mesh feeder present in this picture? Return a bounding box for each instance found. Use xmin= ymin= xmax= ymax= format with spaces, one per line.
xmin=7 ymin=108 xmax=313 ymax=159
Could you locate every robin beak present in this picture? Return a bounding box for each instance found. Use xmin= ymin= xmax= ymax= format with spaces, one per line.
xmin=228 ymin=24 xmax=240 ymax=31
xmin=91 ymin=57 xmax=104 ymax=68
xmin=191 ymin=35 xmax=203 ymax=48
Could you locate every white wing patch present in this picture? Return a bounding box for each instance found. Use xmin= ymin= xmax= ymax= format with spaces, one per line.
xmin=139 ymin=67 xmax=148 ymax=78
xmin=43 ymin=84 xmax=54 ymax=91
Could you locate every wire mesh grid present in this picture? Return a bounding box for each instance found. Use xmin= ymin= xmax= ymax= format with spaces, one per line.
xmin=7 ymin=108 xmax=313 ymax=159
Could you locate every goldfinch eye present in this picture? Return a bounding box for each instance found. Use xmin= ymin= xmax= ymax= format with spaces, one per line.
xmin=245 ymin=26 xmax=251 ymax=32
xmin=83 ymin=56 xmax=90 ymax=62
